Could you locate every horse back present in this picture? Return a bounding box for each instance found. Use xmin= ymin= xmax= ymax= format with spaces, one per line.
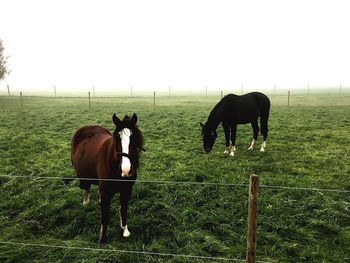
xmin=221 ymin=92 xmax=270 ymax=124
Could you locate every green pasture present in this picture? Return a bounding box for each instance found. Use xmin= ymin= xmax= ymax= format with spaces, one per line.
xmin=0 ymin=93 xmax=349 ymax=262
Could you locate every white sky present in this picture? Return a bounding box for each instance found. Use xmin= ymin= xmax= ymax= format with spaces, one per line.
xmin=0 ymin=0 xmax=349 ymax=93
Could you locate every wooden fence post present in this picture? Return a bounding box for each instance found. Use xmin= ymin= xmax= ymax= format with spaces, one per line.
xmin=130 ymin=86 xmax=133 ymax=97
xmin=54 ymin=85 xmax=56 ymax=97
xmin=88 ymin=92 xmax=91 ymax=109
xmin=7 ymin=85 xmax=10 ymax=96
xmin=246 ymin=174 xmax=259 ymax=263
xmin=153 ymin=91 xmax=156 ymax=109
xmin=20 ymin=91 xmax=23 ymax=110
xmin=288 ymin=90 xmax=290 ymax=111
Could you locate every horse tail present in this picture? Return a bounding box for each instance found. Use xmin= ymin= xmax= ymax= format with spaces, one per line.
xmin=259 ymin=95 xmax=270 ymax=141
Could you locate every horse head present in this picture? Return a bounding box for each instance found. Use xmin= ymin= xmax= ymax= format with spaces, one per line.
xmin=113 ymin=113 xmax=144 ymax=177
xmin=200 ymin=122 xmax=217 ymax=153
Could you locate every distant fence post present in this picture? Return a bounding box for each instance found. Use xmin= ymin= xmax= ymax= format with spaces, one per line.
xmin=130 ymin=86 xmax=133 ymax=97
xmin=340 ymin=84 xmax=342 ymax=94
xmin=20 ymin=91 xmax=23 ymax=110
xmin=288 ymin=90 xmax=290 ymax=111
xmin=54 ymin=85 xmax=56 ymax=97
xmin=246 ymin=174 xmax=259 ymax=263
xmin=88 ymin=92 xmax=91 ymax=109
xmin=273 ymin=85 xmax=276 ymax=96
xmin=206 ymin=86 xmax=208 ymax=97
xmin=93 ymin=86 xmax=96 ymax=97
xmin=169 ymin=86 xmax=171 ymax=97
xmin=7 ymin=85 xmax=10 ymax=96
xmin=153 ymin=91 xmax=156 ymax=109
xmin=308 ymin=84 xmax=309 ymax=95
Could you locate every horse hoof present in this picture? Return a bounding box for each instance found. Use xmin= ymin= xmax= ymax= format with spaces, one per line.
xmin=121 ymin=225 xmax=131 ymax=238
xmin=229 ymin=152 xmax=235 ymax=157
xmin=260 ymin=148 xmax=266 ymax=152
xmin=83 ymin=200 xmax=89 ymax=207
xmin=248 ymin=146 xmax=254 ymax=151
xmin=99 ymin=238 xmax=107 ymax=244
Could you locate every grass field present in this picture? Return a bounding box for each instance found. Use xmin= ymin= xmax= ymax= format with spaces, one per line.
xmin=0 ymin=93 xmax=349 ymax=262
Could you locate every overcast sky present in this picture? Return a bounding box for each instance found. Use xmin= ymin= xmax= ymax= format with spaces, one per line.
xmin=0 ymin=0 xmax=349 ymax=93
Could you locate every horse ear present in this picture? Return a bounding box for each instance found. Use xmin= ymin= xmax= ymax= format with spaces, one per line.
xmin=200 ymin=122 xmax=204 ymax=128
xmin=112 ymin=114 xmax=122 ymax=127
xmin=131 ymin=113 xmax=138 ymax=125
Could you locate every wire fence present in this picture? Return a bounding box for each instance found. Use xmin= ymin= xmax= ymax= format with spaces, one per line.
xmin=1 ymin=174 xmax=349 ymax=193
xmin=0 ymin=173 xmax=348 ymax=262
xmin=0 ymin=241 xmax=257 ymax=262
xmin=1 ymin=84 xmax=349 ymax=98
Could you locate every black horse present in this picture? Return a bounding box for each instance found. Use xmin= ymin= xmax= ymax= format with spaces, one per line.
xmin=200 ymin=92 xmax=270 ymax=156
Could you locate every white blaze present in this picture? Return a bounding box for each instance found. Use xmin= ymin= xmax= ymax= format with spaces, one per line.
xmin=119 ymin=128 xmax=132 ymax=177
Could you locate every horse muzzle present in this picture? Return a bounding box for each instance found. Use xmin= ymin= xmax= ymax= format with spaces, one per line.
xmin=121 ymin=168 xmax=132 ymax=177
xmin=204 ymin=147 xmax=212 ymax=153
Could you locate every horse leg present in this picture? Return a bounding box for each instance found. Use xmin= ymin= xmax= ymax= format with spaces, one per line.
xmin=119 ymin=190 xmax=131 ymax=238
xmin=248 ymin=120 xmax=259 ymax=150
xmin=260 ymin=116 xmax=269 ymax=152
xmin=99 ymin=193 xmax=111 ymax=244
xmin=79 ymin=180 xmax=91 ymax=207
xmin=229 ymin=124 xmax=237 ymax=157
xmin=222 ymin=123 xmax=231 ymax=155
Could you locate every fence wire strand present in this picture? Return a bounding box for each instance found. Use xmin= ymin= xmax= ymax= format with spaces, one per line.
xmin=0 ymin=174 xmax=349 ymax=193
xmin=0 ymin=241 xmax=276 ymax=263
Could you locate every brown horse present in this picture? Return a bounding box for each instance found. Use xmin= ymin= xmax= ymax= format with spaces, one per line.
xmin=71 ymin=113 xmax=144 ymax=243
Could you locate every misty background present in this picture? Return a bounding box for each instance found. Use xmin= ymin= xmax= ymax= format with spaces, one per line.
xmin=0 ymin=0 xmax=349 ymax=96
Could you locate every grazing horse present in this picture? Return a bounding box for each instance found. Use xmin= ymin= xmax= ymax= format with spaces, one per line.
xmin=200 ymin=92 xmax=270 ymax=156
xmin=71 ymin=113 xmax=144 ymax=243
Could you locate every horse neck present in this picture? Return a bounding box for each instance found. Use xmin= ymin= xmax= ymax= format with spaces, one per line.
xmin=110 ymin=136 xmax=120 ymax=162
xmin=207 ymin=104 xmax=222 ymax=131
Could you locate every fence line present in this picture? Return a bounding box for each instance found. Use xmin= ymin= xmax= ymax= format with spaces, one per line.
xmin=0 ymin=241 xmax=255 ymax=262
xmin=0 ymin=174 xmax=349 ymax=193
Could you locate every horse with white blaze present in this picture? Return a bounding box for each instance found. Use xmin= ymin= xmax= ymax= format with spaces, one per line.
xmin=71 ymin=113 xmax=144 ymax=243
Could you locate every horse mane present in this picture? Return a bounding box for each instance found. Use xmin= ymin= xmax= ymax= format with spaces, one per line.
xmin=130 ymin=124 xmax=144 ymax=169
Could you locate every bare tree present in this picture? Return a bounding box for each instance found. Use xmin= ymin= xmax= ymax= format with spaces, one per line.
xmin=0 ymin=39 xmax=10 ymax=81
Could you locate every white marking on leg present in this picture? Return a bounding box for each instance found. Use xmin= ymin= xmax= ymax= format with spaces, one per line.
xmin=83 ymin=190 xmax=90 ymax=206
xmin=121 ymin=225 xmax=130 ymax=238
xmin=248 ymin=139 xmax=256 ymax=150
xmin=224 ymin=145 xmax=231 ymax=155
xmin=119 ymin=128 xmax=132 ymax=177
xmin=99 ymin=224 xmax=105 ymax=241
xmin=229 ymin=145 xmax=236 ymax=157
xmin=120 ymin=217 xmax=130 ymax=237
xmin=260 ymin=141 xmax=267 ymax=152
